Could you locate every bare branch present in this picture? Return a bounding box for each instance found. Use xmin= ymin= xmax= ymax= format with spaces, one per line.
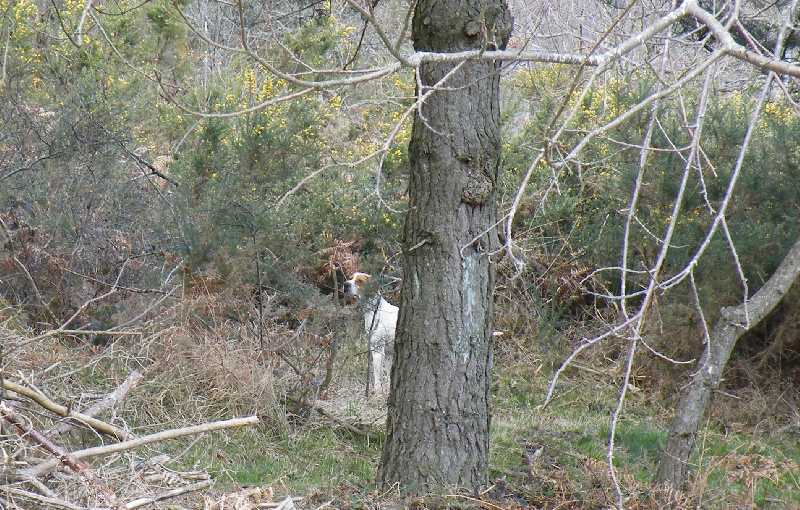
xmin=125 ymin=480 xmax=215 ymax=509
xmin=688 ymin=0 xmax=800 ymax=77
xmin=2 ymin=486 xmax=85 ymax=510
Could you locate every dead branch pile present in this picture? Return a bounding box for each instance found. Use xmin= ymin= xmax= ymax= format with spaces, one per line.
xmin=0 ymin=360 xmax=259 ymax=509
xmin=0 ymin=285 xmax=268 ymax=510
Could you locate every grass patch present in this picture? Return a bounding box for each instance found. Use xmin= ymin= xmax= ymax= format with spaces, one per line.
xmin=223 ymin=426 xmax=382 ymax=491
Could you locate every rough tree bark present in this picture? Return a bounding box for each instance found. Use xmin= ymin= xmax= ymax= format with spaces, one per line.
xmin=376 ymin=0 xmax=512 ymax=493
xmin=656 ymin=238 xmax=800 ymax=487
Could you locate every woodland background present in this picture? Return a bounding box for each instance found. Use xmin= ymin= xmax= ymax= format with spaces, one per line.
xmin=3 ymin=0 xmax=800 ymax=507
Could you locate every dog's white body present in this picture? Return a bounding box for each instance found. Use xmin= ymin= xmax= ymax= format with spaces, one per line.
xmin=344 ymin=272 xmax=398 ymax=392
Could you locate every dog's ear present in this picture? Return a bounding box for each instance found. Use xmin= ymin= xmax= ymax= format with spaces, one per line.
xmin=347 ymin=273 xmax=371 ymax=296
xmin=355 ymin=273 xmax=372 ymax=283
xmin=357 ymin=273 xmax=373 ymax=290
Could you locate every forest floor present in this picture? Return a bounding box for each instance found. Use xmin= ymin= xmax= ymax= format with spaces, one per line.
xmin=4 ymin=292 xmax=800 ymax=509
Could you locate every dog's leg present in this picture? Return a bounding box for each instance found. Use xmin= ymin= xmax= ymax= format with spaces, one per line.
xmin=372 ymin=342 xmax=384 ymax=392
xmin=384 ymin=352 xmax=392 ymax=385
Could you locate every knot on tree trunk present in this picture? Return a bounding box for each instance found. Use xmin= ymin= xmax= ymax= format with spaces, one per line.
xmin=412 ymin=0 xmax=513 ymax=52
xmin=461 ymin=173 xmax=493 ymax=206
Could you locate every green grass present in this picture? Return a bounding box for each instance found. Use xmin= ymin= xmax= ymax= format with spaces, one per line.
xmin=181 ymin=425 xmax=384 ymax=494
xmin=686 ymin=427 xmax=800 ymax=507
xmin=486 ymin=344 xmax=800 ymax=508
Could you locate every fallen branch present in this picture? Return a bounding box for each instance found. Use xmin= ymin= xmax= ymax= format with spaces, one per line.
xmin=208 ymin=491 xmax=305 ymax=510
xmin=47 ymin=370 xmax=144 ymax=437
xmin=2 ymin=377 xmax=134 ymax=441
xmin=23 ymin=415 xmax=260 ymax=478
xmin=1 ymin=401 xmax=127 ymax=510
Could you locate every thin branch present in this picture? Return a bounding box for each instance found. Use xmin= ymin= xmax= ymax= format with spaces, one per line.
xmin=342 ymin=0 xmax=412 ymax=67
xmin=73 ymin=0 xmax=93 ymax=45
xmin=541 ymin=312 xmax=642 ymax=408
xmin=688 ymin=0 xmax=800 ymax=77
xmin=277 ymin=60 xmax=466 ymax=209
xmin=558 ymin=49 xmax=725 ymax=169
xmin=605 ymin=60 xmax=716 ymax=507
xmin=658 ymin=68 xmax=776 ymax=294
xmin=607 ymin=334 xmax=638 ymax=508
xmin=1 ymin=3 xmax=10 ymax=86
xmin=0 ymin=215 xmax=59 ymax=325
xmin=275 ymin=152 xmax=385 ymax=208
xmin=175 ymin=3 xmax=400 ymax=90
xmin=283 ymin=394 xmax=378 ymax=440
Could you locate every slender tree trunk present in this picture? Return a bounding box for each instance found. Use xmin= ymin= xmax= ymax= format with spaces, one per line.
xmin=656 ymin=238 xmax=800 ymax=487
xmin=377 ymin=0 xmax=512 ymax=493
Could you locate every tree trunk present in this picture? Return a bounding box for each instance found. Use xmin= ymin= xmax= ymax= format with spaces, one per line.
xmin=377 ymin=0 xmax=512 ymax=493
xmin=656 ymin=238 xmax=800 ymax=487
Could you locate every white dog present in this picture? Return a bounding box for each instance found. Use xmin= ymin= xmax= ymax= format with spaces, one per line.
xmin=344 ymin=272 xmax=398 ymax=392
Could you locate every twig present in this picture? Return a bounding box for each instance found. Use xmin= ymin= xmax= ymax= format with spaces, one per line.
xmin=6 ymin=268 xmax=135 ymax=355
xmin=117 ymin=143 xmax=179 ymax=187
xmin=255 ymin=496 xmax=306 ymax=509
xmin=1 ymin=487 xmax=84 ymax=510
xmin=446 ymin=494 xmax=506 ymax=510
xmin=112 ymin=284 xmax=181 ymax=331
